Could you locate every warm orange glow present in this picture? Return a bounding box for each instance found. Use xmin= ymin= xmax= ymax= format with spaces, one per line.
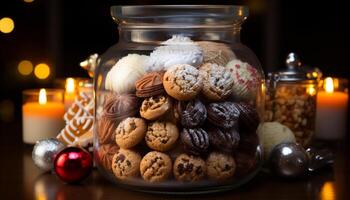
xmin=320 ymin=182 xmax=336 ymax=200
xmin=0 ymin=17 xmax=15 ymax=34
xmin=34 ymin=63 xmax=50 ymax=79
xmin=23 ymin=0 xmax=34 ymax=3
xmin=324 ymin=77 xmax=334 ymax=93
xmin=18 ymin=60 xmax=33 ymax=75
xmin=307 ymin=85 xmax=316 ymax=96
xmin=65 ymin=78 xmax=76 ymax=93
xmin=39 ymin=89 xmax=47 ymax=105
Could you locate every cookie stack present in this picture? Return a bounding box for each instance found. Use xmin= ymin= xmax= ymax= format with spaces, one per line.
xmin=97 ymin=36 xmax=262 ymax=184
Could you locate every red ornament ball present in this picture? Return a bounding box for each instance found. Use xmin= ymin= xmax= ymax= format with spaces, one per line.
xmin=54 ymin=147 xmax=92 ymax=183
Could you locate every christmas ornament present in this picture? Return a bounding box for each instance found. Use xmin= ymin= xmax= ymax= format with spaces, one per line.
xmin=269 ymin=142 xmax=309 ymax=178
xmin=54 ymin=147 xmax=92 ymax=183
xmin=32 ymin=138 xmax=66 ymax=172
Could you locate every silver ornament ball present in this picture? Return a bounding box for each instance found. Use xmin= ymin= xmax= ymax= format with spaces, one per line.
xmin=269 ymin=142 xmax=309 ymax=178
xmin=32 ymin=138 xmax=66 ymax=171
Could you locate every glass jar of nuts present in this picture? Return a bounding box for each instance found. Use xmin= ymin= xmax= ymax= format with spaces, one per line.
xmin=264 ymin=53 xmax=318 ymax=147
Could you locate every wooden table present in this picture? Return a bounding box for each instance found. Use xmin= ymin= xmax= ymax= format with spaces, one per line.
xmin=1 ymin=122 xmax=348 ymax=200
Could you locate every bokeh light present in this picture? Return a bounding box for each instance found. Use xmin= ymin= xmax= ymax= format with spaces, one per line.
xmin=34 ymin=63 xmax=50 ymax=79
xmin=0 ymin=17 xmax=15 ymax=34
xmin=18 ymin=60 xmax=33 ymax=76
xmin=0 ymin=100 xmax=15 ymax=122
xmin=23 ymin=0 xmax=34 ymax=3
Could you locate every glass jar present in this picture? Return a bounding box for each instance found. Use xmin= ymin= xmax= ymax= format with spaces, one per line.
xmin=264 ymin=53 xmax=318 ymax=147
xmin=94 ymin=5 xmax=264 ymax=193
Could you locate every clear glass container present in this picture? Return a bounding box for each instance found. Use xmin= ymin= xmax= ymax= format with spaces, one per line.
xmin=94 ymin=5 xmax=264 ymax=194
xmin=264 ymin=53 xmax=318 ymax=147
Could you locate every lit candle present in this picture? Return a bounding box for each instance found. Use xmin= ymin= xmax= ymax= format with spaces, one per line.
xmin=315 ymin=77 xmax=349 ymax=140
xmin=22 ymin=89 xmax=65 ymax=144
xmin=64 ymin=77 xmax=77 ymax=110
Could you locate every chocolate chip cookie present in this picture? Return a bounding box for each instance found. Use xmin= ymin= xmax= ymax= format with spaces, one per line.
xmin=97 ymin=143 xmax=119 ymax=171
xmin=115 ymin=117 xmax=147 ymax=148
xmin=140 ymin=95 xmax=172 ymax=120
xmin=207 ymin=127 xmax=240 ymax=153
xmin=135 ymin=72 xmax=165 ymax=97
xmin=206 ymin=152 xmax=236 ymax=181
xmin=176 ymin=99 xmax=207 ymax=128
xmin=112 ymin=149 xmax=141 ymax=180
xmin=163 ymin=64 xmax=203 ymax=101
xmin=145 ymin=121 xmax=179 ymax=152
xmin=140 ymin=151 xmax=172 ymax=182
xmin=173 ymin=154 xmax=206 ymax=182
xmin=181 ymin=128 xmax=209 ymax=156
xmin=206 ymin=102 xmax=240 ymax=129
xmin=200 ymin=63 xmax=234 ymax=101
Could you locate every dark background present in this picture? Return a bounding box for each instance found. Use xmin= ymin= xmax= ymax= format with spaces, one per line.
xmin=0 ymin=0 xmax=349 ymax=124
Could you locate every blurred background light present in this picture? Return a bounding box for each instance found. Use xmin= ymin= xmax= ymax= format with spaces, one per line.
xmin=34 ymin=63 xmax=50 ymax=79
xmin=0 ymin=17 xmax=15 ymax=34
xmin=18 ymin=60 xmax=33 ymax=76
xmin=23 ymin=0 xmax=34 ymax=3
xmin=0 ymin=99 xmax=15 ymax=122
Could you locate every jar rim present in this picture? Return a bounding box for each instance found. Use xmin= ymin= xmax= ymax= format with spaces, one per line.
xmin=111 ymin=5 xmax=249 ymax=28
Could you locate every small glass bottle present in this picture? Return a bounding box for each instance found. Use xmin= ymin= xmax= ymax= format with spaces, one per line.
xmin=264 ymin=53 xmax=318 ymax=147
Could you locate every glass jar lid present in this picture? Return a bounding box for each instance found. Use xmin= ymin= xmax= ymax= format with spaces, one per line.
xmin=270 ymin=52 xmax=317 ymax=83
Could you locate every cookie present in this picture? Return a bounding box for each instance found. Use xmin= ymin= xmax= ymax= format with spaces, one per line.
xmin=206 ymin=102 xmax=240 ymax=129
xmin=135 ymin=72 xmax=165 ymax=97
xmin=163 ymin=64 xmax=203 ymax=101
xmin=145 ymin=121 xmax=179 ymax=152
xmin=206 ymin=152 xmax=236 ymax=181
xmin=57 ymin=116 xmax=93 ymax=145
xmin=140 ymin=95 xmax=172 ymax=120
xmin=235 ymin=102 xmax=260 ymax=133
xmin=196 ymin=41 xmax=236 ymax=66
xmin=115 ymin=117 xmax=147 ymax=149
xmin=234 ymin=151 xmax=257 ymax=178
xmin=97 ymin=144 xmax=119 ymax=171
xmin=176 ymin=99 xmax=207 ymax=128
xmin=112 ymin=149 xmax=141 ymax=180
xmin=200 ymin=63 xmax=234 ymax=101
xmin=105 ymin=54 xmax=148 ymax=94
xmin=181 ymin=128 xmax=209 ymax=156
xmin=173 ymin=154 xmax=206 ymax=182
xmin=140 ymin=151 xmax=172 ymax=182
xmin=98 ymin=94 xmax=140 ymax=144
xmin=226 ymin=59 xmax=261 ymax=101
xmin=207 ymin=127 xmax=240 ymax=153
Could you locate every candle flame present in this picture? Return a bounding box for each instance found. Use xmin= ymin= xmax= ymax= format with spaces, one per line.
xmin=39 ymin=89 xmax=47 ymax=105
xmin=324 ymin=77 xmax=334 ymax=93
xmin=66 ymin=78 xmax=75 ymax=93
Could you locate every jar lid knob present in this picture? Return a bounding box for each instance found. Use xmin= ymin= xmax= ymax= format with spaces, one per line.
xmin=286 ymin=52 xmax=301 ymax=69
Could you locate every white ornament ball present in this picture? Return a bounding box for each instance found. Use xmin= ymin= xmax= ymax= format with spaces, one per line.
xmin=32 ymin=138 xmax=66 ymax=171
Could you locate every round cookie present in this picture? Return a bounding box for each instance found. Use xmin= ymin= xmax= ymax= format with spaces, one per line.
xmin=112 ymin=149 xmax=141 ymax=180
xmin=196 ymin=41 xmax=236 ymax=66
xmin=140 ymin=151 xmax=172 ymax=182
xmin=200 ymin=63 xmax=234 ymax=101
xmin=176 ymin=98 xmax=207 ymax=128
xmin=97 ymin=144 xmax=119 ymax=171
xmin=173 ymin=154 xmax=206 ymax=182
xmin=140 ymin=95 xmax=172 ymax=120
xmin=206 ymin=152 xmax=236 ymax=181
xmin=207 ymin=127 xmax=240 ymax=153
xmin=181 ymin=128 xmax=209 ymax=156
xmin=226 ymin=59 xmax=261 ymax=101
xmin=115 ymin=117 xmax=147 ymax=149
xmin=135 ymin=72 xmax=165 ymax=97
xmin=206 ymin=102 xmax=240 ymax=129
xmin=163 ymin=64 xmax=203 ymax=101
xmin=235 ymin=102 xmax=260 ymax=133
xmin=145 ymin=121 xmax=179 ymax=152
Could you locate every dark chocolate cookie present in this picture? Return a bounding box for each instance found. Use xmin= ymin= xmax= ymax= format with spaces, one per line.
xmin=236 ymin=102 xmax=260 ymax=133
xmin=206 ymin=102 xmax=240 ymax=129
xmin=207 ymin=127 xmax=240 ymax=153
xmin=181 ymin=128 xmax=209 ymax=156
xmin=177 ymin=99 xmax=207 ymax=128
